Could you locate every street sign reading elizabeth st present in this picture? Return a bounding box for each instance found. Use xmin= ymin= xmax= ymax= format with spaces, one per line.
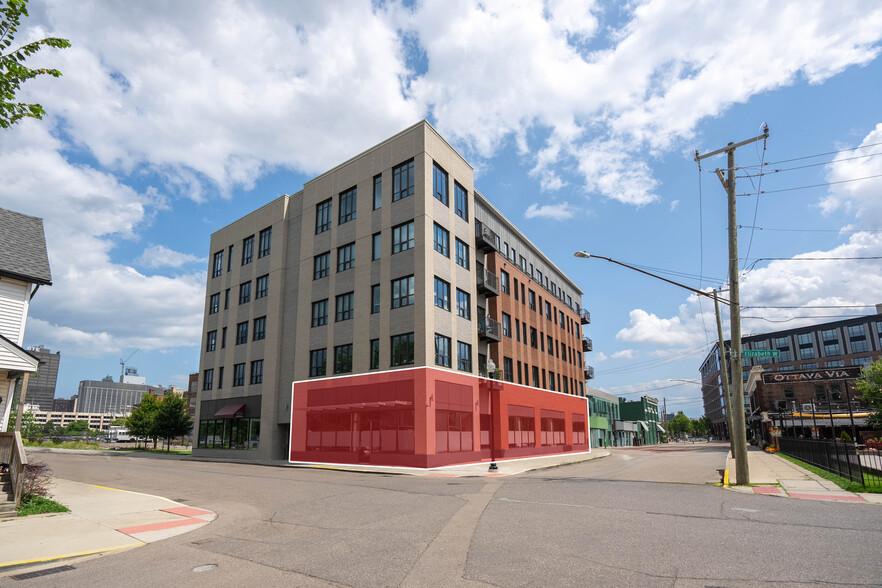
xmin=742 ymin=349 xmax=780 ymax=358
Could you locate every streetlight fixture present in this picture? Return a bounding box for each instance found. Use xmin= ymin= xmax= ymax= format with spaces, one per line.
xmin=574 ymin=251 xmax=749 ymax=484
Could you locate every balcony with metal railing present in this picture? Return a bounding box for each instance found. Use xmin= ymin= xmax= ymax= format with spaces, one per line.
xmin=476 ymin=263 xmax=499 ymax=297
xmin=580 ymin=309 xmax=591 ymax=324
xmin=582 ymin=337 xmax=592 ymax=352
xmin=475 ymin=220 xmax=500 ymax=252
xmin=584 ymin=366 xmax=595 ymax=380
xmin=478 ymin=316 xmax=501 ymax=342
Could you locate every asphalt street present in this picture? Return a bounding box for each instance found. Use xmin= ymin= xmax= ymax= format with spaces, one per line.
xmin=12 ymin=445 xmax=882 ymax=587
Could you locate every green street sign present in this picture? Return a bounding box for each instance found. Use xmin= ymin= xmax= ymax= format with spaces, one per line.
xmin=742 ymin=349 xmax=780 ymax=358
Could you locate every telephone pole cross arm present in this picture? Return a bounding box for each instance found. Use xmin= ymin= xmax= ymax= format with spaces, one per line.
xmin=694 ymin=125 xmax=769 ymax=486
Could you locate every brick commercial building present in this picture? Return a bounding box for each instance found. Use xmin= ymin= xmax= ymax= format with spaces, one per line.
xmin=700 ymin=311 xmax=882 ymax=439
xmin=195 ymin=121 xmax=595 ymax=465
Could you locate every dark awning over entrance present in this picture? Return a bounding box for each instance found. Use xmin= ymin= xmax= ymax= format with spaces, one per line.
xmin=214 ymin=403 xmax=247 ymax=418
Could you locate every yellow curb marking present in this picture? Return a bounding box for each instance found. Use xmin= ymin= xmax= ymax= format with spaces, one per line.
xmin=723 ymin=469 xmax=730 ymax=487
xmin=0 ymin=543 xmax=142 ymax=569
xmin=92 ymin=485 xmax=131 ymax=492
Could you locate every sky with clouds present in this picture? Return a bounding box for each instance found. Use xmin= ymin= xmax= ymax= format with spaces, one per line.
xmin=4 ymin=0 xmax=882 ymax=416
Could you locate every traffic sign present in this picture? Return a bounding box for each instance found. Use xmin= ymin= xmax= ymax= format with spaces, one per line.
xmin=742 ymin=350 xmax=780 ymax=358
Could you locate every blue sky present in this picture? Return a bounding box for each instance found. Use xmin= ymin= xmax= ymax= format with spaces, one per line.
xmin=3 ymin=0 xmax=882 ymax=416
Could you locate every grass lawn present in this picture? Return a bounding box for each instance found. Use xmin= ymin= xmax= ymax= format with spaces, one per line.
xmin=778 ymin=453 xmax=882 ymax=494
xmin=23 ymin=439 xmax=101 ymax=450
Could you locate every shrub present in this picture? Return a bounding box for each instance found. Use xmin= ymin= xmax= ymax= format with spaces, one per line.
xmin=21 ymin=460 xmax=54 ymax=500
xmin=839 ymin=430 xmax=852 ymax=443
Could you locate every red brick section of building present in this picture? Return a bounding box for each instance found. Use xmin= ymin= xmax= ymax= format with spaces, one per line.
xmin=486 ymin=252 xmax=586 ymax=396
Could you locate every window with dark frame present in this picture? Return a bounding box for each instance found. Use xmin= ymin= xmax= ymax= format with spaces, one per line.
xmin=392 ymin=275 xmax=415 ymax=308
xmin=373 ymin=174 xmax=382 ymax=209
xmin=433 ymin=223 xmax=449 ymax=257
xmin=457 ymin=341 xmax=472 ymax=372
xmin=435 ymin=333 xmax=451 ymax=367
xmin=253 ymin=316 xmax=266 ymax=341
xmin=392 ymin=221 xmax=415 ymax=254
xmin=236 ymin=321 xmax=248 ymax=345
xmin=337 ymin=242 xmax=355 ymax=272
xmin=311 ymin=299 xmax=328 ymax=327
xmin=500 ymin=270 xmax=509 ymax=294
xmin=392 ymin=159 xmax=414 ymax=201
xmin=256 ymin=274 xmax=268 ymax=299
xmin=212 ymin=251 xmax=223 ymax=277
xmin=206 ymin=330 xmax=216 ymax=351
xmin=434 ymin=277 xmax=450 ymax=310
xmin=239 ymin=281 xmax=251 ymax=304
xmin=456 ymin=289 xmax=470 ymax=319
xmin=455 ymin=238 xmax=469 ymax=269
xmin=372 ymin=232 xmax=381 ymax=260
xmin=203 ymin=369 xmax=213 ymax=390
xmin=370 ymin=339 xmax=380 ymax=369
xmin=250 ymin=360 xmax=263 ymax=384
xmin=233 ymin=363 xmax=245 ymax=387
xmin=391 ymin=332 xmax=415 ymax=366
xmin=224 ymin=289 xmax=230 ymax=310
xmin=338 ymin=186 xmax=357 ymax=225
xmin=314 ymin=252 xmax=330 ymax=279
xmin=242 ymin=235 xmax=254 ymax=265
xmin=334 ymin=344 xmax=353 ymax=374
xmin=209 ymin=293 xmax=220 ymax=314
xmin=336 ymin=292 xmax=354 ymax=322
xmin=454 ymin=182 xmax=468 ymax=220
xmin=309 ymin=349 xmax=327 ymax=377
xmin=258 ymin=227 xmax=272 ymax=258
xmin=433 ymin=162 xmax=448 ymax=205
xmin=371 ymin=284 xmax=380 ymax=314
xmin=315 ymin=198 xmax=332 ymax=234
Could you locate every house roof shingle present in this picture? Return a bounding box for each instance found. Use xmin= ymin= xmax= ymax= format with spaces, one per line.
xmin=0 ymin=207 xmax=52 ymax=286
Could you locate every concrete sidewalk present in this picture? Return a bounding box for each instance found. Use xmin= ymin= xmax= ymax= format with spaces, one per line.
xmin=725 ymin=446 xmax=882 ymax=504
xmin=0 ymin=479 xmax=215 ymax=574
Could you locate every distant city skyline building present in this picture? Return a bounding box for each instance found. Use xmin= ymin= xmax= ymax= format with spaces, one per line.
xmin=25 ymin=345 xmax=60 ymax=411
xmin=52 ymin=396 xmax=76 ymax=412
xmin=76 ymin=379 xmax=163 ymax=415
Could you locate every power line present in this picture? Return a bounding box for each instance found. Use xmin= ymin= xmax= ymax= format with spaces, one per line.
xmin=742 ymin=314 xmax=873 ymax=323
xmin=737 ymin=150 xmax=882 ymax=175
xmin=745 ymin=256 xmax=882 ymax=271
xmin=736 ymin=173 xmax=882 ymax=197
xmin=742 ymin=305 xmax=878 ymax=309
xmin=737 ymin=225 xmax=882 ymax=233
xmin=750 ymin=140 xmax=882 ymax=168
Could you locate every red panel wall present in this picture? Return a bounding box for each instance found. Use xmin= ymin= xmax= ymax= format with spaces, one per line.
xmin=290 ymin=368 xmax=591 ymax=468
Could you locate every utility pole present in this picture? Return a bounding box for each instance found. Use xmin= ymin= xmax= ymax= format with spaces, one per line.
xmin=695 ymin=126 xmax=768 ymax=485
xmin=713 ymin=288 xmax=735 ymax=458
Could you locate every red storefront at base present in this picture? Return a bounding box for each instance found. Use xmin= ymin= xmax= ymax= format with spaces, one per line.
xmin=290 ymin=367 xmax=591 ymax=468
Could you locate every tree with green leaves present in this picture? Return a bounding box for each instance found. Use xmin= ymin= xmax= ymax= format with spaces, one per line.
xmin=1 ymin=0 xmax=70 ymax=129
xmin=855 ymin=358 xmax=882 ymax=428
xmin=153 ymin=392 xmax=193 ymax=451
xmin=668 ymin=411 xmax=691 ymax=437
xmin=64 ymin=419 xmax=89 ymax=434
xmin=126 ymin=393 xmax=161 ymax=449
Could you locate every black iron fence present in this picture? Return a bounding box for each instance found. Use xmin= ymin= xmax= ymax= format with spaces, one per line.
xmin=778 ymin=438 xmax=865 ymax=484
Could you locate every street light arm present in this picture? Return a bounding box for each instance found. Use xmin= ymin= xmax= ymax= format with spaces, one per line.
xmin=574 ymin=252 xmax=731 ymax=305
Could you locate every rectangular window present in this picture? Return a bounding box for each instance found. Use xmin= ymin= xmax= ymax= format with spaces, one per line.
xmin=514 ymin=278 xmax=519 ymax=300
xmin=314 ymin=252 xmax=330 ymax=279
xmin=500 ymin=270 xmax=509 ymax=294
xmin=547 ymin=335 xmax=553 ymax=355
xmin=253 ymin=316 xmax=266 ymax=341
xmin=503 ymin=357 xmax=513 ymax=382
xmin=370 ymin=339 xmax=380 ymax=369
xmin=433 ymin=162 xmax=448 ymax=205
xmin=233 ymin=363 xmax=245 ymax=387
xmin=336 ymin=292 xmax=354 ymax=322
xmin=334 ymin=344 xmax=353 ymax=374
xmin=800 ymin=347 xmax=815 ymax=360
xmin=228 ymin=245 xmax=233 ymax=271
xmin=435 ymin=333 xmax=451 ymax=367
xmin=258 ymin=227 xmax=272 ymax=258
xmin=824 ymin=342 xmax=840 ymax=356
xmin=851 ymin=339 xmax=869 ymax=353
xmin=337 ymin=242 xmax=355 ymax=272
xmin=433 ymin=223 xmax=449 ymax=257
xmin=854 ymin=356 xmax=872 ymax=366
xmin=373 ymin=174 xmax=382 ymax=209
xmin=203 ymin=369 xmax=213 ymax=391
xmin=515 ymin=318 xmax=520 ymax=342
xmin=311 ymin=299 xmax=328 ymax=327
xmin=224 ymin=288 xmax=230 ymax=310
xmin=392 ymin=159 xmax=414 ymax=201
xmin=212 ymin=251 xmax=223 ymax=277
xmin=391 ymin=333 xmax=415 ymax=366
xmin=455 ymin=238 xmax=469 ymax=269
xmin=545 ymin=301 xmax=551 ymax=320
xmin=206 ymin=330 xmax=217 ymax=352
xmin=529 ymin=289 xmax=536 ymax=310
xmin=256 ymin=274 xmax=268 ymax=299
xmin=392 ymin=275 xmax=415 ymax=308
xmin=392 ymin=221 xmax=415 ymax=254
xmin=826 ymin=360 xmax=844 ymax=367
xmin=821 ymin=328 xmax=838 ymax=342
xmin=250 ymin=360 xmax=263 ymax=384
xmin=848 ymin=324 xmax=865 ymax=338
xmin=242 ymin=235 xmax=254 ymax=265
xmin=309 ymin=349 xmax=327 ymax=377
xmin=209 ymin=293 xmax=220 ymax=314
xmin=530 ymin=327 xmax=538 ymax=349
xmin=221 ymin=327 xmax=227 ymax=348
xmin=236 ymin=321 xmax=248 ymax=345
xmin=502 ymin=313 xmax=511 ymax=337
xmin=338 ymin=186 xmax=357 ymax=225
xmin=316 ymin=198 xmax=332 ymax=234
xmin=532 ymin=366 xmax=540 ymax=388
xmin=456 ymin=289 xmax=470 ymax=319
xmin=434 ymin=277 xmax=450 ymax=310
xmin=239 ymin=281 xmax=251 ymax=304
xmin=218 ymin=366 xmax=224 ymax=389
xmin=454 ymin=182 xmax=468 ymax=220
xmin=371 ymin=284 xmax=380 ymax=314
xmin=372 ymin=232 xmax=381 ymax=260
xmin=457 ymin=341 xmax=472 ymax=372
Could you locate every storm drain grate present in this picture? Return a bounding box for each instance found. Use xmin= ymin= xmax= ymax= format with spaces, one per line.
xmin=10 ymin=565 xmax=75 ymax=581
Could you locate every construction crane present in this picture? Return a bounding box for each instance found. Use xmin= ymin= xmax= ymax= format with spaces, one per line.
xmin=120 ymin=348 xmax=139 ymax=382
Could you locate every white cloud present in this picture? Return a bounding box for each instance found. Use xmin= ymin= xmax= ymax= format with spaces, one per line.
xmin=593 ymin=352 xmax=609 ymax=362
xmin=670 ymin=200 xmax=680 ymax=212
xmin=137 ymin=245 xmax=202 ymax=269
xmin=819 ymin=123 xmax=882 ymax=225
xmin=611 ymin=349 xmax=636 ymax=360
xmin=524 ymin=202 xmax=578 ymax=221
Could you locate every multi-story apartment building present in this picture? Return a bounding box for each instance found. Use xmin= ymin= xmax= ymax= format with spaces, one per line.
xmin=196 ymin=121 xmax=594 ymax=465
xmin=700 ymin=310 xmax=882 ymax=438
xmin=25 ymin=345 xmax=60 ymax=411
xmin=76 ymin=378 xmax=163 ymax=415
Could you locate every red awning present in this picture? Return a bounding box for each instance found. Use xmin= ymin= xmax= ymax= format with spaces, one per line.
xmin=213 ymin=403 xmax=246 ymax=418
